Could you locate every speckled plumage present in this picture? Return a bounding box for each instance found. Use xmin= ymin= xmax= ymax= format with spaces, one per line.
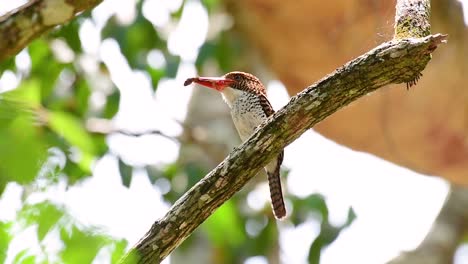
xmin=220 ymin=71 xmax=286 ymax=219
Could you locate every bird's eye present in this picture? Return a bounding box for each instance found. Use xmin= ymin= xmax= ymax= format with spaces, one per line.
xmin=233 ymin=75 xmax=242 ymax=81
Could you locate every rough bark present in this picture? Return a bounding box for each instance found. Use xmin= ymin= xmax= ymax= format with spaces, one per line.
xmin=120 ymin=30 xmax=447 ymax=262
xmin=387 ymin=185 xmax=468 ymax=264
xmin=226 ymin=0 xmax=468 ymax=186
xmin=0 ymin=0 xmax=103 ymax=62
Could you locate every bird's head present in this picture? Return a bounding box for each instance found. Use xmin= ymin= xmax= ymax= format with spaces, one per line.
xmin=184 ymin=71 xmax=266 ymax=106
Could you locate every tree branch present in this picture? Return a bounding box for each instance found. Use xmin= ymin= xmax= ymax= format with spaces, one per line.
xmin=115 ymin=0 xmax=446 ymax=262
xmin=120 ymin=34 xmax=448 ymax=264
xmin=0 ymin=0 xmax=103 ymax=62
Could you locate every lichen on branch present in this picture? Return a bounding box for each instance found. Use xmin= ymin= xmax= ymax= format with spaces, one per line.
xmin=394 ymin=0 xmax=431 ymax=39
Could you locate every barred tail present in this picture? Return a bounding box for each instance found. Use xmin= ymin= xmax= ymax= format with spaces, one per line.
xmin=267 ymin=170 xmax=286 ymax=219
xmin=266 ymin=152 xmax=286 ymax=219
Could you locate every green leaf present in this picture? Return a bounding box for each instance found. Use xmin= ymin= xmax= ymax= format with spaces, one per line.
xmin=184 ymin=162 xmax=207 ymax=188
xmin=289 ymin=193 xmax=329 ymax=226
xmin=75 ymin=77 xmax=91 ymax=116
xmin=0 ymin=222 xmax=12 ymax=263
xmin=63 ymin=158 xmax=90 ymax=184
xmin=147 ymin=66 xmax=165 ymax=90
xmin=0 ymin=99 xmax=33 ymax=130
xmin=29 ymin=40 xmax=50 ymax=70
xmin=146 ymin=165 xmax=163 ymax=184
xmin=0 ymin=56 xmax=16 ymax=74
xmin=92 ymin=134 xmax=109 ymax=157
xmin=17 ymin=202 xmax=65 ymax=241
xmin=306 ymin=203 xmax=356 ymax=264
xmin=37 ymin=205 xmax=64 ymax=241
xmin=215 ymin=33 xmax=241 ymax=72
xmin=110 ymin=239 xmax=130 ymax=264
xmin=308 ymin=234 xmax=325 ymax=264
xmin=195 ymin=42 xmax=216 ymax=70
xmin=59 ymin=225 xmax=106 ymax=264
xmin=170 ymin=2 xmax=184 ymax=19
xmin=51 ymin=19 xmax=82 ymax=53
xmin=48 ymin=111 xmax=96 ymax=155
xmin=201 ymin=0 xmax=220 ymax=13
xmin=28 ymin=40 xmax=67 ymax=101
xmin=164 ymin=54 xmax=180 ymax=78
xmin=2 ymin=79 xmax=42 ymax=108
xmin=202 ymin=201 xmax=245 ymax=246
xmin=0 ymin=116 xmax=47 ymax=186
xmin=13 ymin=250 xmax=36 ymax=264
xmin=18 ymin=255 xmax=36 ymax=264
xmin=248 ymin=217 xmax=277 ymax=256
xmin=195 ymin=32 xmax=241 ymax=72
xmin=345 ymin=207 xmax=357 ymax=227
xmin=103 ymin=89 xmax=120 ymax=119
xmin=304 ymin=194 xmax=329 ymax=221
xmin=118 ymin=158 xmax=133 ymax=187
xmin=77 ymin=151 xmax=94 ymax=175
xmin=102 ymin=13 xmax=163 ymax=69
xmin=46 ymin=134 xmax=98 ymax=184
xmin=162 ymin=163 xmax=180 ymax=180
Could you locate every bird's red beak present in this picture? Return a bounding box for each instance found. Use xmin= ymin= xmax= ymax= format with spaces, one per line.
xmin=184 ymin=77 xmax=235 ymax=91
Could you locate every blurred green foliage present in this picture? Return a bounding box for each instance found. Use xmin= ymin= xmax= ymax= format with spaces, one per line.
xmin=0 ymin=0 xmax=355 ymax=263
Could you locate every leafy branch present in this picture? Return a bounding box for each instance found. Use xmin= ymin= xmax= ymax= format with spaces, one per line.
xmin=0 ymin=0 xmax=103 ymax=62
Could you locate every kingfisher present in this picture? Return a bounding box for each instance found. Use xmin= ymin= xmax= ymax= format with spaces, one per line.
xmin=185 ymin=71 xmax=286 ymax=219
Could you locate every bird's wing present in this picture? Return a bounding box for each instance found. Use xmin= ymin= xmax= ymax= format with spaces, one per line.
xmin=257 ymin=93 xmax=287 ymax=219
xmin=257 ymin=93 xmax=275 ymax=117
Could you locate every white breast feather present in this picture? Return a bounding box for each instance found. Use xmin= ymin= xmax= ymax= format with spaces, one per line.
xmin=221 ymin=87 xmax=268 ymax=141
xmin=221 ymin=87 xmax=242 ymax=107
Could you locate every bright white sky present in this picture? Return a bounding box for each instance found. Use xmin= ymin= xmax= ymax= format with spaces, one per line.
xmin=0 ymin=1 xmax=467 ymax=264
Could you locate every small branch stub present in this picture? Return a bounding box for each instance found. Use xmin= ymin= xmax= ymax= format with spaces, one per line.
xmin=394 ymin=0 xmax=432 ymax=88
xmin=395 ymin=0 xmax=431 ymax=39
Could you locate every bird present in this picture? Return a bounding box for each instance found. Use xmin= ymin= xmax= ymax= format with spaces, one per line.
xmin=184 ymin=71 xmax=286 ymax=219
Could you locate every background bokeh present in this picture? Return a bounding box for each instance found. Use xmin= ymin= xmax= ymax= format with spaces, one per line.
xmin=0 ymin=1 xmax=467 ymax=264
